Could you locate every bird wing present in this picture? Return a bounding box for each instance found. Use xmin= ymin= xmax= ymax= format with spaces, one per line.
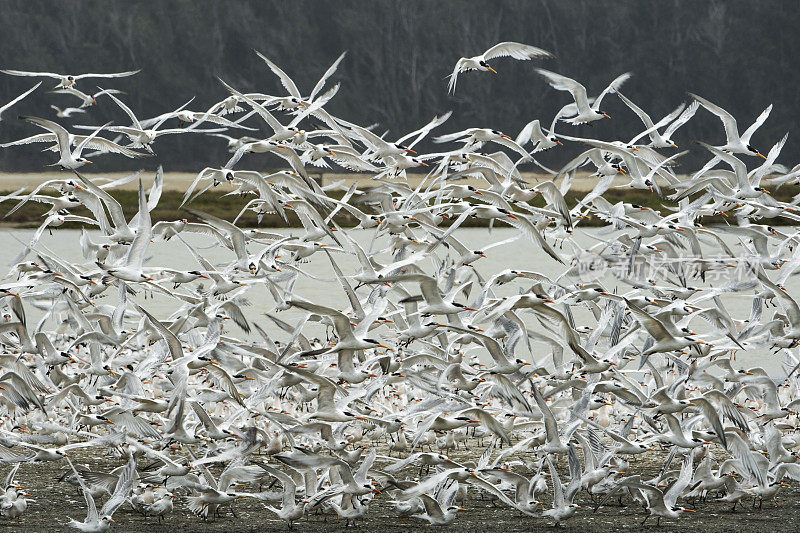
xmin=740 ymin=104 xmax=772 ymax=145
xmin=97 ymin=87 xmax=142 ymax=129
xmin=689 ymin=397 xmax=727 ymax=450
xmin=728 ymin=432 xmax=767 ymax=488
xmin=532 ymin=386 xmax=560 ymax=444
xmin=72 ymin=170 xmax=128 ymax=231
xmin=310 ymin=52 xmax=347 ymax=101
xmin=73 ymin=121 xmax=112 ymax=158
xmin=662 ymin=100 xmax=699 ymax=139
xmin=459 ymin=408 xmax=511 ymax=444
xmin=134 ymin=304 xmax=184 ymax=360
xmin=695 ymin=142 xmax=749 ymax=189
xmin=217 ymin=77 xmax=284 ymax=134
xmin=67 ymin=457 xmax=99 ymax=524
xmin=447 ymin=58 xmax=468 ymax=94
xmin=545 ymin=456 xmax=564 ymax=508
xmin=73 ymin=70 xmax=141 ymax=80
xmin=565 ymin=443 xmax=582 ymax=503
xmin=483 ymin=42 xmax=553 ymax=61
xmin=99 ymin=456 xmax=136 ymax=517
xmin=536 ymin=69 xmax=590 ymax=113
xmin=689 ymin=93 xmax=739 ymax=142
xmin=1 ymin=69 xmax=65 ymax=78
xmin=592 ymin=72 xmax=632 ymax=111
xmin=664 ymin=454 xmax=693 ymax=509
xmin=254 ymin=50 xmax=302 ymax=98
xmin=288 ymin=299 xmax=354 ymax=340
xmin=183 ymin=208 xmax=248 ymax=263
xmin=0 ymin=82 xmax=41 ymax=119
xmin=515 ymin=120 xmax=540 ymax=146
xmin=124 ymin=180 xmax=151 ymax=270
xmin=625 ymin=299 xmax=674 ymax=342
xmin=396 ymin=111 xmax=453 ymax=149
xmin=419 ymin=493 xmax=445 ymax=520
xmin=18 ymin=115 xmax=72 ymax=161
xmin=616 ymin=91 xmax=655 ymax=129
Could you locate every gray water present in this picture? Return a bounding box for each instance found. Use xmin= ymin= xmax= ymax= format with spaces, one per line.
xmin=0 ymin=227 xmax=789 ymax=376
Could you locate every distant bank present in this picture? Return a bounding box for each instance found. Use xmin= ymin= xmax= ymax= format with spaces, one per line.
xmin=0 ymin=170 xmax=625 ymax=193
xmin=0 ymin=171 xmax=796 ymax=229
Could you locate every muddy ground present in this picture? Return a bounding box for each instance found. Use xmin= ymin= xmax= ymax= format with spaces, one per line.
xmin=2 ymin=440 xmax=797 ymax=533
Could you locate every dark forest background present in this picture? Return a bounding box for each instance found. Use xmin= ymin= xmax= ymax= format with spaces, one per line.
xmin=0 ymin=0 xmax=798 ymax=173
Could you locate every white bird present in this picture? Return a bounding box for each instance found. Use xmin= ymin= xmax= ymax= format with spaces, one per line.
xmin=1 ymin=68 xmax=140 ymax=88
xmin=536 ymin=69 xmax=631 ymax=124
xmin=690 ymin=92 xmax=771 ymax=158
xmin=66 ymin=456 xmax=135 ymax=532
xmin=18 ymin=116 xmax=110 ymax=169
xmin=50 ymin=105 xmax=87 ymax=118
xmin=448 ymin=41 xmax=553 ymax=93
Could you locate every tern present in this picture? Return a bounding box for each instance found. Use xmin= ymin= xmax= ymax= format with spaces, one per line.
xmin=447 ymin=41 xmax=553 ymax=93
xmin=536 ymin=69 xmax=631 ymax=124
xmin=1 ymin=68 xmax=140 ymax=88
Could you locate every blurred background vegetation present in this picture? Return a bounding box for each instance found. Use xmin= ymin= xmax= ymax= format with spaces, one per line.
xmin=0 ymin=0 xmax=797 ymax=173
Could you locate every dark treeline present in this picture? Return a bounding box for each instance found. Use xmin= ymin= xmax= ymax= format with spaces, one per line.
xmin=0 ymin=0 xmax=798 ymax=173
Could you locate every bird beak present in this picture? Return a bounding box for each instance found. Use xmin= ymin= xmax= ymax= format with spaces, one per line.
xmin=682 ymin=509 xmax=696 ymax=513
xmin=501 ymin=134 xmax=511 ymax=140
xmin=419 ymin=162 xmax=429 ymax=167
xmin=200 ymin=274 xmax=210 ymax=279
xmin=405 ymin=149 xmax=417 ymax=154
xmin=602 ymin=113 xmax=611 ymax=119
xmin=671 ymin=143 xmax=678 ymax=148
xmin=507 ymin=213 xmax=519 ymax=220
xmin=488 ymin=67 xmax=498 ymax=75
xmin=758 ymin=153 xmax=767 ymax=159
xmin=556 ymin=140 xmax=563 ymax=146
xmin=84 ymin=160 xmax=93 ymax=164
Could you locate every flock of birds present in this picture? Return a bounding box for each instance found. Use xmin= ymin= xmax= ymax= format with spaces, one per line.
xmin=0 ymin=41 xmax=800 ymax=531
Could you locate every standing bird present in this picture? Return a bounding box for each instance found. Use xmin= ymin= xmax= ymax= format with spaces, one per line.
xmin=448 ymin=42 xmax=553 ymax=93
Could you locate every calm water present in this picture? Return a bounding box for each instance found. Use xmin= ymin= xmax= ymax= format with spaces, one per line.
xmin=0 ymin=227 xmax=789 ymax=376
